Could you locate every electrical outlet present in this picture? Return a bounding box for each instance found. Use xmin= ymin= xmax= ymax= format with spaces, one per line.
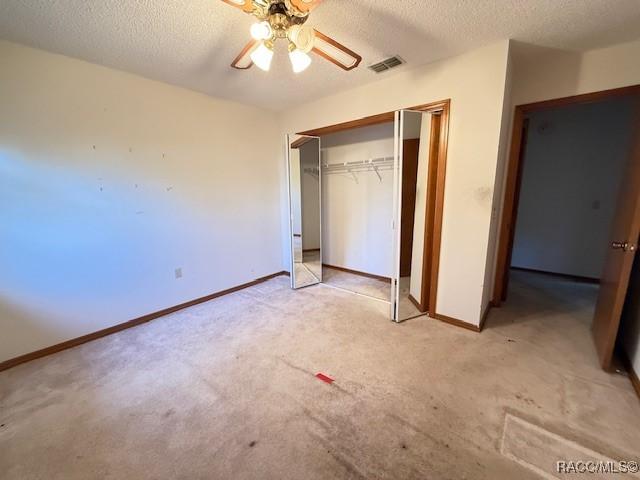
xmin=175 ymin=268 xmax=183 ymax=279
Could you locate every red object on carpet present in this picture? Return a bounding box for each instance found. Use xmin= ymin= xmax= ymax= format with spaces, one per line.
xmin=315 ymin=373 xmax=334 ymax=384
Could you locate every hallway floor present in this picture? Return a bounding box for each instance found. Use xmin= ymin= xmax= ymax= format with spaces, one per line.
xmin=1 ymin=270 xmax=638 ymax=479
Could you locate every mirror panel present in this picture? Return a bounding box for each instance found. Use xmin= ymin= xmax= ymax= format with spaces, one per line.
xmin=392 ymin=110 xmax=435 ymax=321
xmin=319 ymin=123 xmax=395 ymax=304
xmin=287 ymin=134 xmax=322 ymax=289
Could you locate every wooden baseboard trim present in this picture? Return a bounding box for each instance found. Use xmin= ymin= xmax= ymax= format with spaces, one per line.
xmin=511 ymin=266 xmax=600 ymax=284
xmin=323 ymin=264 xmax=391 ymax=283
xmin=621 ymin=351 xmax=640 ymax=401
xmin=0 ymin=271 xmax=289 ymax=373
xmin=408 ymin=294 xmax=425 ymax=313
xmin=432 ymin=313 xmax=481 ymax=332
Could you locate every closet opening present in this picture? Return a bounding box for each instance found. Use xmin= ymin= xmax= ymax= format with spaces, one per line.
xmin=287 ymin=100 xmax=450 ymax=323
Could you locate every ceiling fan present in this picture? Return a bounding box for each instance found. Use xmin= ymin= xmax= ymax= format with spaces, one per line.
xmin=221 ymin=0 xmax=362 ymax=73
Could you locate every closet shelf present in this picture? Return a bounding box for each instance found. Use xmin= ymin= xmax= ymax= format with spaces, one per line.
xmin=322 ymin=156 xmax=394 ymax=182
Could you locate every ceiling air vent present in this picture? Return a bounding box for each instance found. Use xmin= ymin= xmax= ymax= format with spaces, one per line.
xmin=368 ymin=56 xmax=405 ymax=73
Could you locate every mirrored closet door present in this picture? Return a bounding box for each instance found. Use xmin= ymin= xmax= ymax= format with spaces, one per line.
xmin=391 ymin=109 xmax=442 ymax=322
xmin=287 ymin=134 xmax=322 ymax=289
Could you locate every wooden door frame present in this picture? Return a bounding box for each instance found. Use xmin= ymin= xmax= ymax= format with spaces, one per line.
xmin=421 ymin=113 xmax=444 ymax=314
xmin=300 ymin=99 xmax=450 ymax=318
xmin=400 ymin=138 xmax=420 ymax=279
xmin=493 ymin=85 xmax=640 ymax=306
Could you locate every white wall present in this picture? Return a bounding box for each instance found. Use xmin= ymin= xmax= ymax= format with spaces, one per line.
xmin=280 ymin=41 xmax=511 ymax=325
xmin=410 ymin=114 xmax=432 ymax=302
xmin=511 ymin=98 xmax=635 ymax=279
xmin=320 ymin=123 xmax=395 ymax=277
xmin=0 ymin=41 xmax=282 ymax=362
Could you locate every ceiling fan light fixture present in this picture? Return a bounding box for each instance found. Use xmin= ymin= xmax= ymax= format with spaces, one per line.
xmin=250 ymin=21 xmax=272 ymax=41
xmin=289 ymin=43 xmax=312 ymax=73
xmin=250 ymin=41 xmax=274 ymax=71
xmin=225 ymin=0 xmax=362 ymax=74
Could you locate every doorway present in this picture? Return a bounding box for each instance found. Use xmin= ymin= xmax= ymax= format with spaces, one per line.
xmin=493 ymin=85 xmax=640 ymax=370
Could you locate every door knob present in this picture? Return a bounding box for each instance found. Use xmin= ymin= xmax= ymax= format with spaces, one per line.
xmin=612 ymin=241 xmax=636 ymax=251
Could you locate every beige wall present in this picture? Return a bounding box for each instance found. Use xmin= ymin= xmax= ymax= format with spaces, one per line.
xmin=280 ymin=41 xmax=512 ymax=325
xmin=0 ymin=41 xmax=282 ymax=362
xmin=511 ymin=38 xmax=640 ymax=107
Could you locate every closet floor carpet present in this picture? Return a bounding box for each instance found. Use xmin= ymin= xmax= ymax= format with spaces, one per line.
xmin=1 ymin=271 xmax=639 ymax=479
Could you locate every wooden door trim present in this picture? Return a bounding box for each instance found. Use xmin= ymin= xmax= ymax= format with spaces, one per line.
xmin=415 ymin=115 xmax=442 ymax=313
xmin=400 ymin=138 xmax=420 ymax=278
xmin=290 ymin=136 xmax=315 ymax=149
xmin=493 ymin=85 xmax=640 ymax=306
xmin=298 ymin=99 xmax=450 ymax=137
xmin=494 ymin=112 xmax=529 ymax=305
xmin=427 ymin=109 xmax=448 ymax=316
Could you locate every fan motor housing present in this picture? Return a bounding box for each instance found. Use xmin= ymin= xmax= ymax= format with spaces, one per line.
xmin=265 ymin=1 xmax=308 ymax=36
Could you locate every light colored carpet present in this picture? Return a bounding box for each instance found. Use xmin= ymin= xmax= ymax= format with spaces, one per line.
xmin=322 ymin=267 xmax=390 ymax=301
xmin=1 ymin=270 xmax=639 ymax=479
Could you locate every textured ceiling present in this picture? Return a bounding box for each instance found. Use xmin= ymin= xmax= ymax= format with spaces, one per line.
xmin=1 ymin=0 xmax=640 ymax=111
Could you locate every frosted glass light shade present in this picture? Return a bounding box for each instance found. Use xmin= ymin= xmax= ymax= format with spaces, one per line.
xmin=289 ymin=48 xmax=311 ymax=73
xmin=250 ymin=42 xmax=274 ymax=71
xmin=250 ymin=21 xmax=272 ymax=41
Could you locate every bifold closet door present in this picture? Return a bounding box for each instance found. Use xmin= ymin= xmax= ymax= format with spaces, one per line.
xmin=286 ymin=134 xmax=322 ymax=289
xmin=391 ymin=110 xmax=436 ymax=322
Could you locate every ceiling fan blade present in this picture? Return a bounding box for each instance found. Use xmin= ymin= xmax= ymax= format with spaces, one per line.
xmin=220 ymin=0 xmax=254 ymax=13
xmin=289 ymin=0 xmax=323 ymax=13
xmin=231 ymin=39 xmax=258 ymax=69
xmin=311 ymin=30 xmax=362 ymax=71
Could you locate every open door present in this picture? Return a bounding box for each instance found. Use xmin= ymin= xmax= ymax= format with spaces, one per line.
xmin=592 ymin=99 xmax=640 ymax=369
xmin=391 ymin=109 xmax=442 ymax=322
